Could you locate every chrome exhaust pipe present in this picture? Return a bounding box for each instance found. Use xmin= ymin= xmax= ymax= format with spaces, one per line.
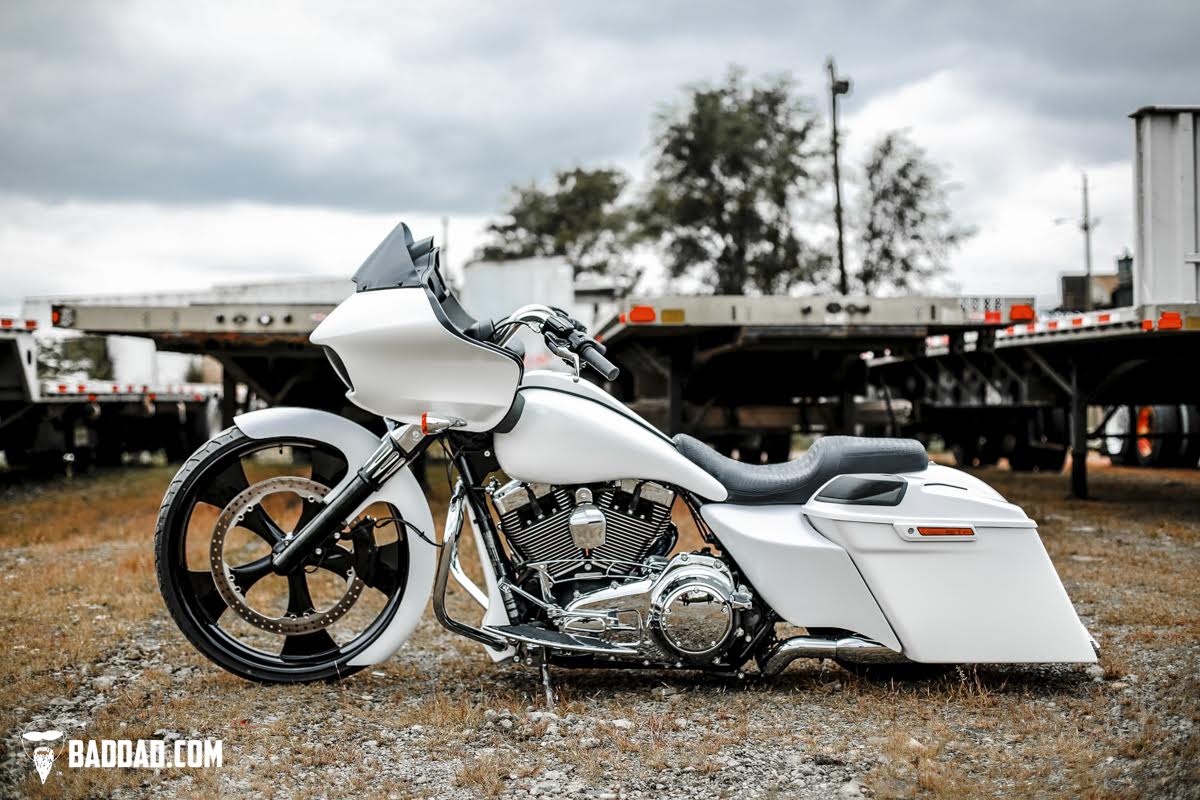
xmin=759 ymin=635 xmax=906 ymax=677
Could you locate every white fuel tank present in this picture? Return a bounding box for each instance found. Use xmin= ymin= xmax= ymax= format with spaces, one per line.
xmin=493 ymin=387 xmax=728 ymax=500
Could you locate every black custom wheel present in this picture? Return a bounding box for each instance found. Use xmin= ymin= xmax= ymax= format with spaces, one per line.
xmin=155 ymin=428 xmax=411 ymax=683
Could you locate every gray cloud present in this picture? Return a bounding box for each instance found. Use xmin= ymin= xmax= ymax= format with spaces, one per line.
xmin=0 ymin=1 xmax=1196 ymax=215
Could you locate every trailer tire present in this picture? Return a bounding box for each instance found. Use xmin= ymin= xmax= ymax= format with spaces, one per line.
xmin=1103 ymin=406 xmax=1137 ymax=465
xmin=1134 ymin=405 xmax=1181 ymax=467
xmin=952 ymin=438 xmax=979 ymax=468
xmin=1175 ymin=405 xmax=1200 ymax=467
xmin=1033 ymin=446 xmax=1067 ymax=472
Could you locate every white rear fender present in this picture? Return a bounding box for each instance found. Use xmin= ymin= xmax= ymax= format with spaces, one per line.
xmin=234 ymin=407 xmax=437 ymax=666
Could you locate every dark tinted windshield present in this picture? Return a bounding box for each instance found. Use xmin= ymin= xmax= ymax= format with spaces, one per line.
xmin=352 ymin=221 xmax=444 ymax=295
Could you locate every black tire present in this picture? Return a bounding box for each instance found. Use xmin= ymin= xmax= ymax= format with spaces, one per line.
xmin=1006 ymin=447 xmax=1035 ymax=472
xmin=1174 ymin=405 xmax=1200 ymax=467
xmin=762 ymin=434 xmax=793 ymax=464
xmin=155 ymin=428 xmax=411 ymax=683
xmin=952 ymin=438 xmax=979 ymax=468
xmin=1134 ymin=405 xmax=1181 ymax=467
xmin=976 ymin=435 xmax=1002 ymax=467
xmin=1103 ymin=406 xmax=1137 ymax=465
xmin=1032 ymin=445 xmax=1067 ymax=472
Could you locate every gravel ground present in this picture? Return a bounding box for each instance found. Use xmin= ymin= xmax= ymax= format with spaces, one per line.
xmin=1 ymin=458 xmax=1197 ymax=799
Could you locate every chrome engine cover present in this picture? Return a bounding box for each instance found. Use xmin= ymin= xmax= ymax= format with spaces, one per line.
xmin=493 ymin=478 xmax=675 ymax=579
xmin=647 ymin=552 xmax=751 ymax=661
xmin=557 ymin=552 xmax=752 ymax=664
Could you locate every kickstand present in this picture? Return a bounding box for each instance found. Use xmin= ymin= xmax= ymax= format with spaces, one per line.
xmin=538 ymin=649 xmax=556 ymax=709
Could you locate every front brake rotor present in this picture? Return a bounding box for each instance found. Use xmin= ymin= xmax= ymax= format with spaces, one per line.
xmin=210 ymin=476 xmax=365 ymax=635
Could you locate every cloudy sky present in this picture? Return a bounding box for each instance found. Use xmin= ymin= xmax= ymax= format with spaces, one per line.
xmin=1 ymin=1 xmax=1197 ymax=314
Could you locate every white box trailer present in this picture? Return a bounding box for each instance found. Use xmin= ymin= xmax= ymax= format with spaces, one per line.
xmin=1132 ymin=106 xmax=1200 ymax=305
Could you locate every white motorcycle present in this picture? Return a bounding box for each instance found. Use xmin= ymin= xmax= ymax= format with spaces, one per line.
xmin=155 ymin=222 xmax=1097 ymax=687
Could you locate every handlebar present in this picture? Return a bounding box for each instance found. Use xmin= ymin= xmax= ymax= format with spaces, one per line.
xmin=495 ymin=305 xmax=620 ymax=381
xmin=577 ymin=341 xmax=619 ymax=381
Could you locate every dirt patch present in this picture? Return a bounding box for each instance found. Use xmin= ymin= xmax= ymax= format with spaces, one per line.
xmin=1 ymin=461 xmax=1197 ymax=799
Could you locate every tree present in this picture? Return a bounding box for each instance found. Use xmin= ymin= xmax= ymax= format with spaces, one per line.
xmin=477 ymin=167 xmax=639 ymax=278
xmin=640 ymin=69 xmax=828 ymax=295
xmin=856 ymin=130 xmax=974 ymax=294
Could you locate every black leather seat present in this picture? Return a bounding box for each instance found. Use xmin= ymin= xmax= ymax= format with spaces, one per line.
xmin=674 ymin=434 xmax=929 ymax=505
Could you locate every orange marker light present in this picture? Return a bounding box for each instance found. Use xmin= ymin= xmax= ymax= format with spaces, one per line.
xmin=917 ymin=526 xmax=974 ymax=537
xmin=1158 ymin=311 xmax=1183 ymax=330
xmin=628 ymin=305 xmax=656 ymax=324
xmin=1009 ymin=303 xmax=1035 ymax=322
xmin=421 ymin=412 xmax=429 ymax=435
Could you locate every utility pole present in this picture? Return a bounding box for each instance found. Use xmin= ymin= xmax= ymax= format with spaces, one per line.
xmin=826 ymin=57 xmax=852 ymax=295
xmin=1057 ymin=174 xmax=1100 ymax=311
xmin=1080 ymin=174 xmax=1094 ymax=311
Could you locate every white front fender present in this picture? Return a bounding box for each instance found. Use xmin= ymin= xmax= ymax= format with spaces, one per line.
xmin=234 ymin=407 xmax=437 ymax=666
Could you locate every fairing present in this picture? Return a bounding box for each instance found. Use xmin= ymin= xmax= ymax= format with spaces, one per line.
xmin=311 ymin=287 xmax=521 ymax=431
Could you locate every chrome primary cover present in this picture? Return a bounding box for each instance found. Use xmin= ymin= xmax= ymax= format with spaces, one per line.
xmin=648 ymin=552 xmax=751 ymax=660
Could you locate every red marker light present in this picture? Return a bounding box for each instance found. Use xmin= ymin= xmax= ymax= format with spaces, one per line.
xmin=1158 ymin=311 xmax=1183 ymax=330
xmin=628 ymin=305 xmax=656 ymax=324
xmin=1009 ymin=304 xmax=1035 ymax=322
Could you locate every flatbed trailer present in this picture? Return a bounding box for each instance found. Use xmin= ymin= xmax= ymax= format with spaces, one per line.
xmin=0 ymin=318 xmax=221 ymax=470
xmin=592 ymin=296 xmax=1200 ymax=497
xmin=591 ymin=294 xmax=1035 ymax=462
xmin=47 ymin=291 xmax=1200 ymax=498
xmin=868 ymin=301 xmax=1200 ymax=495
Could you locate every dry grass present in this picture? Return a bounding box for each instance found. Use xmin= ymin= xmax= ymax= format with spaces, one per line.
xmin=1 ymin=459 xmax=1198 ymax=798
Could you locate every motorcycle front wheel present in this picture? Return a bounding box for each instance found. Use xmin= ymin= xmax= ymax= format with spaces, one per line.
xmin=155 ymin=428 xmax=411 ymax=683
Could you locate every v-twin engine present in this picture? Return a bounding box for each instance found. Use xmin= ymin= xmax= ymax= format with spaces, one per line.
xmin=493 ymin=478 xmax=677 ymax=579
xmin=492 ymin=478 xmax=757 ymax=666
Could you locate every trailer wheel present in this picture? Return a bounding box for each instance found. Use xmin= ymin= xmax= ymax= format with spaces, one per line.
xmin=1134 ymin=405 xmax=1181 ymax=467
xmin=1175 ymin=405 xmax=1200 ymax=467
xmin=1033 ymin=445 xmax=1067 ymax=472
xmin=1006 ymin=447 xmax=1034 ymax=472
xmin=952 ymin=438 xmax=979 ymax=468
xmin=1103 ymin=406 xmax=1137 ymax=465
xmin=976 ymin=436 xmax=1002 ymax=467
xmin=762 ymin=434 xmax=792 ymax=464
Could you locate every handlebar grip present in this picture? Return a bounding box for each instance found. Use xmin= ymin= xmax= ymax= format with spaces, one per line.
xmin=578 ymin=342 xmax=619 ymax=381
